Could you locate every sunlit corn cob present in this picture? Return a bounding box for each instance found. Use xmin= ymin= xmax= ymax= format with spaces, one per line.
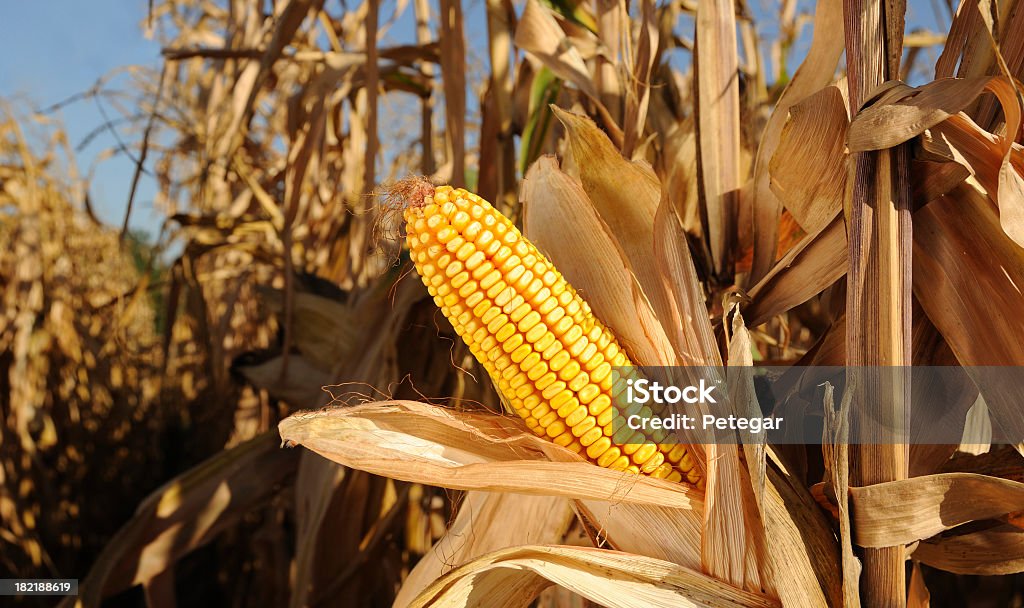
xmin=402 ymin=183 xmax=701 ymax=486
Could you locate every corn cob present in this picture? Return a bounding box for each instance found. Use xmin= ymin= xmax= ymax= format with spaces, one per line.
xmin=401 ymin=181 xmax=701 ymax=486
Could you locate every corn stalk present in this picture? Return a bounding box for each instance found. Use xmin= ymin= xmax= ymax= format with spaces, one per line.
xmin=842 ymin=0 xmax=912 ymax=603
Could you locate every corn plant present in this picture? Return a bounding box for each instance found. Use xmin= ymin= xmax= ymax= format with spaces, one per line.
xmin=2 ymin=0 xmax=1023 ymax=605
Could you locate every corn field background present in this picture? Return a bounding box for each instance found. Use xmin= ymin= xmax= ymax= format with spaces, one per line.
xmin=2 ymin=0 xmax=1024 ymax=605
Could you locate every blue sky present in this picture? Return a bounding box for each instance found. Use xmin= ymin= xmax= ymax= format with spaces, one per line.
xmin=1 ymin=0 xmax=948 ymax=237
xmin=1 ymin=1 xmax=163 ymax=233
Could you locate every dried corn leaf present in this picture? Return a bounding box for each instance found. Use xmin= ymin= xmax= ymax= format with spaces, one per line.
xmin=396 ymin=492 xmax=574 ymax=608
xmin=911 ymin=159 xmax=971 ymax=205
xmin=958 ymin=395 xmax=992 ymax=455
xmin=516 ymin=0 xmax=599 ymax=100
xmin=258 ymin=289 xmax=362 ymax=371
xmin=750 ymin=0 xmax=845 ymax=280
xmin=914 ymin=524 xmax=1024 ymax=575
xmin=702 ymin=442 xmax=748 ymax=587
xmin=937 ymin=447 xmax=1024 ymax=480
xmin=549 ymin=108 xmax=658 ymax=271
xmin=695 ymin=0 xmax=741 ymax=275
xmin=657 ymin=120 xmax=702 ymax=238
xmin=573 ymin=500 xmax=702 ymax=570
xmin=848 ymin=77 xmax=1002 ymax=151
xmin=653 ymin=197 xmax=721 ymax=367
xmin=720 ymin=310 xmax=770 ymax=595
xmin=439 ymin=0 xmax=467 ymax=186
xmin=934 ymin=0 xmax=975 ymax=78
xmin=924 ymin=115 xmax=1024 ymax=247
xmin=278 ymin=402 xmax=704 ymax=510
xmin=746 ymin=213 xmax=847 ymax=327
xmin=908 ymin=561 xmax=930 ymax=606
xmin=908 ymin=309 xmax=975 ymax=476
xmin=850 ymin=473 xmax=1024 ymax=547
xmin=407 ymin=545 xmax=780 ymax=608
xmin=289 ymin=453 xmax=347 ymax=608
xmin=913 ymin=187 xmax=1024 ymax=439
xmin=64 ymin=433 xmax=299 ymax=607
xmin=759 ymin=466 xmax=842 ymax=606
xmin=692 ymin=310 xmax=762 ymax=590
xmin=211 ymin=0 xmax=322 ymax=164
xmin=822 ymin=383 xmax=862 ymax=607
xmin=235 ymin=353 xmax=333 ymax=407
xmin=621 ymin=0 xmax=658 ymax=157
xmin=284 ymin=277 xmax=418 ymax=605
xmin=726 ymin=311 xmax=767 ymax=516
xmin=850 ymin=75 xmax=1024 ymax=246
xmin=593 ymin=0 xmax=625 ymax=125
xmin=769 ymin=85 xmax=848 ymax=233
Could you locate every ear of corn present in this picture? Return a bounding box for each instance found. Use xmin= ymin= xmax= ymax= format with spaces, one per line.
xmin=403 ymin=183 xmax=701 ymax=486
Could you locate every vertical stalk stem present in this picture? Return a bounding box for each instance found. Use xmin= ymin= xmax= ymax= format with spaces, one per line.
xmin=843 ymin=0 xmax=911 ymax=604
xmin=484 ymin=0 xmax=515 ymax=209
xmin=439 ymin=0 xmax=466 ymax=187
xmin=413 ymin=0 xmax=435 ymax=176
xmin=364 ymin=0 xmax=379 ymax=192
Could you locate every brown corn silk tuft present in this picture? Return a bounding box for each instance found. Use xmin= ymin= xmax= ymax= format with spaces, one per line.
xmin=398 ymin=180 xmax=702 ymax=486
xmin=387 ymin=175 xmax=438 ymax=211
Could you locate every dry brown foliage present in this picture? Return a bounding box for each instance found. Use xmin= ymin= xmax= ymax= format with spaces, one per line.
xmin=1 ymin=0 xmax=1023 ymax=605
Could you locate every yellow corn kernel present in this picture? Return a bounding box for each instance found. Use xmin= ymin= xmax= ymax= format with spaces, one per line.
xmin=402 ymin=181 xmax=700 ymax=486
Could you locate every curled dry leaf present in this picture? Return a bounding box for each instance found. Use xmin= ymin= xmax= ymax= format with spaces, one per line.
xmin=278 ymin=401 xmax=704 ymax=510
xmin=769 ymin=84 xmax=849 ymax=234
xmin=515 ymin=0 xmax=599 ymax=101
xmin=746 ymin=213 xmax=847 ymax=327
xmin=407 ymin=544 xmax=780 ymax=608
xmin=749 ymin=0 xmax=846 ymax=280
xmin=849 ymin=75 xmax=1024 ymax=247
xmin=850 ymin=473 xmax=1024 ymax=548
xmin=914 ymin=524 xmax=1024 ymax=575
xmin=848 ymin=77 xmax=1002 ymax=151
xmin=924 ymin=115 xmax=1024 ymax=248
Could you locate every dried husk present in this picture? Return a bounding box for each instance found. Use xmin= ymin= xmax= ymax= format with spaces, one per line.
xmin=407 ymin=545 xmax=780 ymax=608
